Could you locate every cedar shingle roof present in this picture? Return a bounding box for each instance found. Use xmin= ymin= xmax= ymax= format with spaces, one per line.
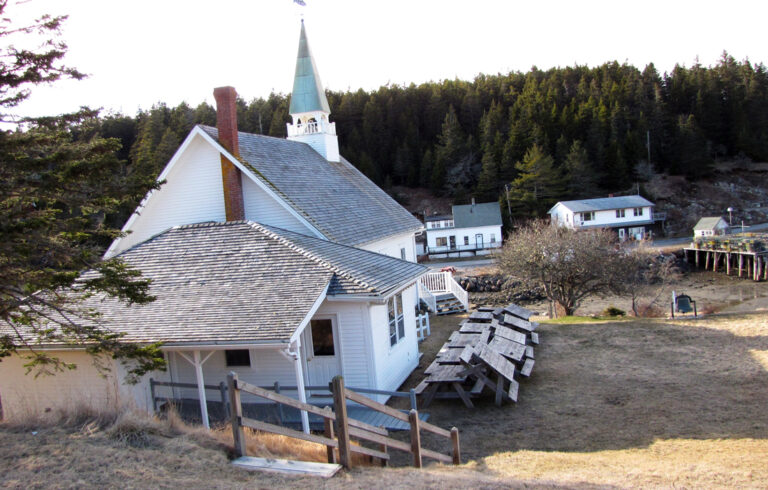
xmin=11 ymin=221 xmax=428 ymax=346
xmin=200 ymin=126 xmax=423 ymax=247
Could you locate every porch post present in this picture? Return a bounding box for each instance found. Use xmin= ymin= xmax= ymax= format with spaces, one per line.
xmin=290 ymin=339 xmax=310 ymax=434
xmin=193 ymin=351 xmax=210 ymax=429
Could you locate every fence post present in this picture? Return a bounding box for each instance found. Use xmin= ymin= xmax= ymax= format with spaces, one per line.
xmin=323 ymin=407 xmax=337 ymax=464
xmin=218 ymin=381 xmax=228 ymax=420
xmin=409 ymin=388 xmax=417 ymax=410
xmin=451 ymin=427 xmax=461 ymax=465
xmin=149 ymin=378 xmax=157 ymax=414
xmin=409 ymin=409 xmax=422 ymax=468
xmin=274 ymin=381 xmax=284 ymax=425
xmin=331 ymin=375 xmax=352 ymax=470
xmin=227 ymin=372 xmax=247 ymax=458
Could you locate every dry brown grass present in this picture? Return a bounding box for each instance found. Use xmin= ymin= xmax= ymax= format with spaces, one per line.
xmin=3 ymin=292 xmax=768 ymax=488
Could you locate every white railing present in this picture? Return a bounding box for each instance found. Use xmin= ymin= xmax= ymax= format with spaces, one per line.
xmin=448 ymin=275 xmax=469 ymax=312
xmin=419 ymin=272 xmax=469 ymax=312
xmin=286 ymin=120 xmax=337 ymax=137
xmin=416 ymin=313 xmax=431 ymax=341
xmin=427 ymin=242 xmax=502 ymax=254
xmin=420 ymin=272 xmax=448 ymax=292
xmin=417 ymin=281 xmax=437 ymax=312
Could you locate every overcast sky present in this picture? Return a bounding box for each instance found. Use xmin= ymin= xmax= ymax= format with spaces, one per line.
xmin=9 ymin=0 xmax=768 ymax=119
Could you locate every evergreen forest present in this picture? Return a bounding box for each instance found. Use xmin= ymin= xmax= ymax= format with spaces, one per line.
xmin=85 ymin=53 xmax=768 ymax=221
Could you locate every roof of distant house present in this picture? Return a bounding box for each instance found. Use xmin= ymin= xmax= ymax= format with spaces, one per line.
xmin=549 ymin=195 xmax=655 ymax=213
xmin=425 ymin=214 xmax=453 ymax=222
xmin=201 ymin=126 xmax=423 ymax=247
xmin=452 ymin=202 xmax=503 ymax=228
xmin=694 ymin=216 xmax=728 ymax=230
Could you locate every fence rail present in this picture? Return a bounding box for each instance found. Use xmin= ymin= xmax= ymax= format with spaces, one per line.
xmin=228 ymin=373 xmax=460 ymax=470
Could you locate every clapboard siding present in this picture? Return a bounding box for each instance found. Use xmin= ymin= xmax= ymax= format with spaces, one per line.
xmin=0 ymin=351 xmax=120 ymax=419
xmin=242 ymin=177 xmax=314 ymax=236
xmin=370 ymin=284 xmax=420 ymax=397
xmin=361 ymin=230 xmax=418 ymax=262
xmin=315 ymin=302 xmax=370 ymax=389
xmin=111 ymin=136 xmax=226 ymax=255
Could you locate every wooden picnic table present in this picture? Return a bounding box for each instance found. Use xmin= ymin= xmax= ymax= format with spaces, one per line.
xmin=419 ymin=363 xmax=475 ymax=408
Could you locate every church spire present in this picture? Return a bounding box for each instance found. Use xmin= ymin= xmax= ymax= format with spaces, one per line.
xmin=286 ymin=21 xmax=339 ymax=162
xmin=289 ymin=20 xmax=330 ymax=115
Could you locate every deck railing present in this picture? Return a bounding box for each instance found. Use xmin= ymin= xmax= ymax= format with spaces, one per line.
xmin=417 ymin=281 xmax=437 ymax=312
xmin=427 ymin=242 xmax=502 ymax=254
xmin=416 ymin=312 xmax=431 ymax=341
xmin=228 ymin=373 xmax=460 ymax=469
xmin=419 ymin=271 xmax=469 ymax=312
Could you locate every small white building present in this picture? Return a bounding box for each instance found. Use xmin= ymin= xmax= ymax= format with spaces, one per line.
xmin=425 ymin=200 xmax=503 ymax=257
xmin=693 ymin=217 xmax=729 ymax=237
xmin=548 ymin=195 xmax=659 ymax=241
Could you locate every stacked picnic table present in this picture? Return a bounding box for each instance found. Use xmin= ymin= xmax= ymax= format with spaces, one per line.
xmin=415 ymin=303 xmax=539 ymax=408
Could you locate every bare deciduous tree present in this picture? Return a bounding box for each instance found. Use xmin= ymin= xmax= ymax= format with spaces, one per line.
xmin=497 ymin=221 xmax=625 ymax=316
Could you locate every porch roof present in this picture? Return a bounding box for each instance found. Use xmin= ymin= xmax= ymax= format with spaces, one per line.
xmin=8 ymin=221 xmax=427 ymax=346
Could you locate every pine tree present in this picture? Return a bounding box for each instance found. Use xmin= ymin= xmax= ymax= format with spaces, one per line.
xmin=508 ymin=144 xmax=564 ymax=216
xmin=564 ymin=140 xmax=600 ymax=198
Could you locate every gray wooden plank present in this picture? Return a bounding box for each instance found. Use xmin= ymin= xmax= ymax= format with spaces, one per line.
xmin=493 ymin=325 xmax=527 ymax=345
xmin=520 ymin=358 xmax=535 ymax=377
xmin=503 ymin=303 xmax=534 ymax=320
xmin=460 ymin=322 xmax=491 ymax=334
xmin=488 ymin=336 xmax=527 ymax=362
xmin=525 ymin=345 xmax=535 ymax=359
xmin=469 ymin=311 xmax=494 ymax=322
xmin=503 ymin=314 xmax=535 ymax=332
xmin=232 ymin=456 xmax=342 ymax=478
xmin=530 ymin=332 xmax=540 ymax=345
xmin=475 ymin=344 xmax=516 ymax=382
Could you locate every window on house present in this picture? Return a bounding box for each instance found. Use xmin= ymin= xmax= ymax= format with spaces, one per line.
xmin=490 ymin=234 xmax=496 ymax=243
xmin=225 ymin=349 xmax=251 ymax=367
xmin=634 ymin=208 xmax=643 ymax=216
xmin=464 ymin=236 xmax=469 ymax=246
xmin=400 ymin=247 xmax=406 ymax=260
xmin=310 ymin=319 xmax=335 ymax=356
xmin=388 ymin=292 xmax=405 ymax=346
xmin=435 ymin=222 xmax=441 ymax=228
xmin=436 ymin=237 xmax=447 ymax=247
xmin=446 ymin=220 xmax=454 ymax=227
xmin=616 ymin=209 xmax=625 ymax=218
xmin=581 ymin=212 xmax=594 ymax=221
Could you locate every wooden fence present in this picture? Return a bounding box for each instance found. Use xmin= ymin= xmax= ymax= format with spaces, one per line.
xmin=228 ymin=373 xmax=460 ymax=469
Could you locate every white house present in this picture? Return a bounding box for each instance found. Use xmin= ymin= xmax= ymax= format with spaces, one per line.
xmin=425 ymin=200 xmax=503 ymax=257
xmin=0 ymin=22 xmax=429 ymax=428
xmin=693 ymin=217 xmax=729 ymax=237
xmin=548 ymin=195 xmax=659 ymax=241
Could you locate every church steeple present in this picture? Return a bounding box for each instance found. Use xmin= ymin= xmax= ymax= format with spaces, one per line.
xmin=286 ymin=21 xmax=339 ymax=162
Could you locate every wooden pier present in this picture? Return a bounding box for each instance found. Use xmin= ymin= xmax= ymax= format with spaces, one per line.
xmin=684 ymin=233 xmax=768 ymax=282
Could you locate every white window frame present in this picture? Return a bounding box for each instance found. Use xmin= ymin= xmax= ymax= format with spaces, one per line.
xmin=388 ymin=292 xmax=405 ymax=347
xmin=436 ymin=237 xmax=447 ymax=247
xmin=581 ymin=211 xmax=595 ymax=222
xmin=616 ymin=209 xmax=625 ymax=218
xmin=634 ymin=207 xmax=643 ymax=216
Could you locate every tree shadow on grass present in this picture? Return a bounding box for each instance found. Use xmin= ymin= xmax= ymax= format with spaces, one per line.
xmin=419 ymin=312 xmax=768 ymax=461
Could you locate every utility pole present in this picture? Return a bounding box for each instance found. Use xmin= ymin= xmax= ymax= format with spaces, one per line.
xmin=504 ymin=184 xmax=512 ymax=220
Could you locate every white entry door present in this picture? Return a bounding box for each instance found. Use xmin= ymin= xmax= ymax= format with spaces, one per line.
xmin=475 ymin=233 xmax=484 ymax=249
xmin=303 ymin=317 xmax=341 ymax=388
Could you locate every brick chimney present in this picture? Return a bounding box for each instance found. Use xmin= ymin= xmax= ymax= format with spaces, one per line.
xmin=213 ymin=86 xmax=245 ymax=221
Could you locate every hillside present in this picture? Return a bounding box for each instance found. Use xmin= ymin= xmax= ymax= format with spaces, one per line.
xmin=648 ymin=162 xmax=768 ymax=236
xmin=3 ymin=288 xmax=768 ymax=487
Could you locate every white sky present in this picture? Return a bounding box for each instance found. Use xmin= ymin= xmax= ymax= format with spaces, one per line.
xmin=9 ymin=0 xmax=768 ymax=118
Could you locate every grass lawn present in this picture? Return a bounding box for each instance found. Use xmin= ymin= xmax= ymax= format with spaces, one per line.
xmin=3 ymin=310 xmax=768 ymax=488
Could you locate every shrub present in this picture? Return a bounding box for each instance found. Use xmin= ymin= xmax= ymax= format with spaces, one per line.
xmin=602 ymin=306 xmax=626 ymax=317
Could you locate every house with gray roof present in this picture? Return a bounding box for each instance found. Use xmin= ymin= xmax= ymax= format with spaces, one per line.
xmin=425 ymin=199 xmax=503 ymax=257
xmin=548 ymin=195 xmax=664 ymax=241
xmin=0 ymin=22 xmax=429 ymax=429
xmin=693 ymin=216 xmax=729 ymax=237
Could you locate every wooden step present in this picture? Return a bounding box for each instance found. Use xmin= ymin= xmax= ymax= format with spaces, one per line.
xmin=232 ymin=456 xmax=342 ymax=478
xmin=519 ymin=358 xmax=535 ymax=377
